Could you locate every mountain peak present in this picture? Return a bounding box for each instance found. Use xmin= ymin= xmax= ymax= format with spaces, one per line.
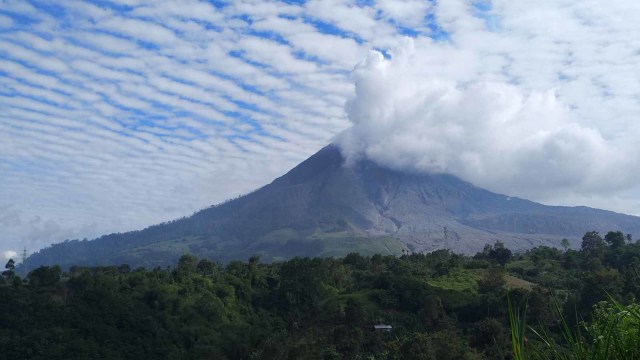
xmin=272 ymin=144 xmax=344 ymax=186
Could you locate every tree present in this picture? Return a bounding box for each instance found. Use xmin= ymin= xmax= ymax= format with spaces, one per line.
xmin=470 ymin=318 xmax=509 ymax=355
xmin=420 ymin=296 xmax=449 ymax=330
xmin=27 ymin=265 xmax=61 ymax=287
xmin=2 ymin=258 xmax=15 ymax=278
xmin=196 ymin=259 xmax=218 ymax=277
xmin=279 ymin=257 xmax=331 ymax=314
xmin=428 ymin=329 xmax=475 ymax=360
xmin=478 ymin=266 xmax=506 ymax=294
xmin=488 ymin=241 xmax=512 ymax=266
xmin=604 ymin=231 xmax=626 ymax=249
xmin=333 ymin=325 xmax=363 ymax=357
xmin=118 ymin=264 xmax=131 ymax=274
xmin=177 ymin=254 xmax=198 ymax=273
xmin=580 ymin=267 xmax=624 ymax=311
xmin=561 ymin=238 xmax=570 ymax=252
xmin=581 ymin=231 xmax=605 ymax=259
xmin=399 ymin=333 xmax=436 ymax=360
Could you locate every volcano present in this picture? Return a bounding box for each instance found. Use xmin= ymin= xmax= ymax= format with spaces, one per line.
xmin=26 ymin=144 xmax=640 ymax=269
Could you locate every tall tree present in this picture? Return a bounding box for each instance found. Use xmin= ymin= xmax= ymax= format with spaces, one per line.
xmin=177 ymin=254 xmax=198 ymax=273
xmin=581 ymin=231 xmax=606 ymax=259
xmin=2 ymin=258 xmax=15 ymax=277
xmin=605 ymin=231 xmax=626 ymax=249
xmin=488 ymin=241 xmax=512 ymax=266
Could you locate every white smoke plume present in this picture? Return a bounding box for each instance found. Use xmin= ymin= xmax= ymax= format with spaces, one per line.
xmin=336 ymin=43 xmax=637 ymax=204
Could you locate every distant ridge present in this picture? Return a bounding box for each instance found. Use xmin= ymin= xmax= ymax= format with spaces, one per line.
xmin=25 ymin=144 xmax=640 ymax=269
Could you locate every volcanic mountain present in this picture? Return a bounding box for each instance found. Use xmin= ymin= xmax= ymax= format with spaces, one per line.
xmin=26 ymin=144 xmax=640 ymax=269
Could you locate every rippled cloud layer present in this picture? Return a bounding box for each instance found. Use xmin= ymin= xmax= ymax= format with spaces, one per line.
xmin=1 ymin=0 xmax=640 ymax=257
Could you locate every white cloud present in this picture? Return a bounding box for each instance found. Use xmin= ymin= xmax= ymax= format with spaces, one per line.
xmin=305 ymin=0 xmax=395 ymax=43
xmin=337 ymin=46 xmax=637 ymax=202
xmin=3 ymin=251 xmax=17 ymax=261
xmin=0 ymin=14 xmax=14 ymax=28
xmin=99 ymin=16 xmax=181 ymax=45
xmin=377 ymin=0 xmax=432 ymax=28
xmin=1 ymin=0 xmax=640 ymax=257
xmin=238 ymin=36 xmax=318 ymax=74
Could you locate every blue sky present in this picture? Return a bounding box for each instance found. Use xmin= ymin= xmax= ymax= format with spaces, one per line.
xmin=1 ymin=0 xmax=640 ymax=260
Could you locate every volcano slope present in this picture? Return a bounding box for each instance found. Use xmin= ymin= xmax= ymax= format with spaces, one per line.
xmin=26 ymin=145 xmax=640 ymax=268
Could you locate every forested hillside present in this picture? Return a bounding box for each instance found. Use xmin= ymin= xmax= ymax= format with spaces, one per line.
xmin=2 ymin=231 xmax=640 ymax=359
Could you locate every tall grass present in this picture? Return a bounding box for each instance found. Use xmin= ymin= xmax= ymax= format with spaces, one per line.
xmin=508 ymin=296 xmax=640 ymax=360
xmin=508 ymin=296 xmax=527 ymax=360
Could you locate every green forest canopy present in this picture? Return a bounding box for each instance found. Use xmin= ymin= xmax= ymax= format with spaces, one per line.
xmin=1 ymin=231 xmax=640 ymax=359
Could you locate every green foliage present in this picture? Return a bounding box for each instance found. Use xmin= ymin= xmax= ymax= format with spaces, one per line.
xmin=509 ymin=297 xmax=640 ymax=360
xmin=477 ymin=242 xmax=513 ymax=266
xmin=3 ymin=230 xmax=640 ymax=359
xmin=27 ymin=265 xmax=61 ymax=288
xmin=605 ymin=231 xmax=626 ymax=249
xmin=588 ymin=301 xmax=640 ymax=359
xmin=581 ymin=231 xmax=606 ymax=260
xmin=5 ymin=258 xmax=15 ymax=271
xmin=427 ymin=268 xmax=478 ymax=294
xmin=2 ymin=258 xmax=15 ymax=278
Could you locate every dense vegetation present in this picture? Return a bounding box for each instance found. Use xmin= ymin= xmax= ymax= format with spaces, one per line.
xmin=2 ymin=231 xmax=640 ymax=359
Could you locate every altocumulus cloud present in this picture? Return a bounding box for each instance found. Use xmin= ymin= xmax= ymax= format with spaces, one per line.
xmin=1 ymin=0 xmax=640 ymax=255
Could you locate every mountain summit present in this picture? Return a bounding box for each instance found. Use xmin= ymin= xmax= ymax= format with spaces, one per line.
xmin=26 ymin=145 xmax=640 ymax=268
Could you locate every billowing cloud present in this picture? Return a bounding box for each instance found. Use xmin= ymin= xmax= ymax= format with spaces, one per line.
xmin=337 ymin=45 xmax=638 ymax=202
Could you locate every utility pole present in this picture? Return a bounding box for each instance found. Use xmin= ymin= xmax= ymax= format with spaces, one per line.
xmin=21 ymin=247 xmax=27 ymax=265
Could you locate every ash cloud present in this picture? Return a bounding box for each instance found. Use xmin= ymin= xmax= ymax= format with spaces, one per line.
xmin=336 ymin=43 xmax=637 ymax=204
